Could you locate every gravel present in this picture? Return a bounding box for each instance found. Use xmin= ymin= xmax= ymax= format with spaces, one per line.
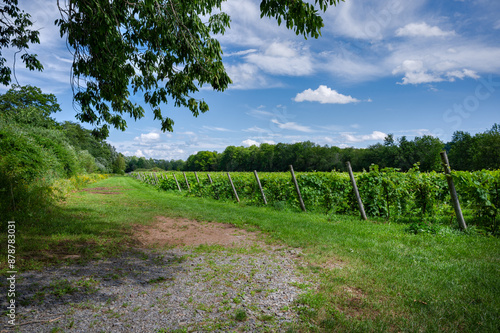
xmin=1 ymin=246 xmax=315 ymax=332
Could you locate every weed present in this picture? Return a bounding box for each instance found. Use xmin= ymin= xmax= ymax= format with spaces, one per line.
xmin=259 ymin=314 xmax=275 ymax=322
xmin=233 ymin=308 xmax=248 ymax=322
xmin=147 ymin=276 xmax=168 ymax=284
xmin=48 ymin=279 xmax=79 ymax=298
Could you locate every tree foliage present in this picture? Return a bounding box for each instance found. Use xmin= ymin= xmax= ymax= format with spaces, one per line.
xmin=0 ymin=85 xmax=123 ymax=221
xmin=0 ymin=0 xmax=43 ymax=85
xmin=0 ymin=84 xmax=60 ymax=127
xmin=51 ymin=0 xmax=339 ymax=138
xmin=448 ymin=124 xmax=500 ymax=171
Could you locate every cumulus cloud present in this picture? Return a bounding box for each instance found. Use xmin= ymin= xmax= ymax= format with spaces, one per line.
xmin=135 ymin=132 xmax=161 ymax=143
xmin=342 ymin=131 xmax=387 ymax=143
xmin=392 ymin=60 xmax=443 ymax=84
xmin=242 ymin=139 xmax=259 ymax=147
xmin=294 ymin=85 xmax=360 ymax=104
xmin=393 ymin=59 xmax=480 ymax=85
xmin=271 ymin=119 xmax=314 ymax=132
xmin=396 ymin=22 xmax=455 ymax=37
xmin=134 ymin=149 xmax=145 ymax=157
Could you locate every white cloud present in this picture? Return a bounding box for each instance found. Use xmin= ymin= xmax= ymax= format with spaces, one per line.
xmin=135 ymin=132 xmax=161 ymax=143
xmin=242 ymin=139 xmax=259 ymax=147
xmin=245 ymin=41 xmax=314 ymax=76
xmin=218 ymin=0 xmax=299 ymax=48
xmin=134 ymin=150 xmax=145 ymax=157
xmin=294 ymin=85 xmax=360 ymax=104
xmin=202 ymin=126 xmax=233 ymax=132
xmin=392 ymin=59 xmax=482 ymax=85
xmin=446 ymin=69 xmax=480 ymax=81
xmin=243 ymin=126 xmax=269 ymax=132
xmin=246 ymin=109 xmax=276 ymax=119
xmin=223 ymin=49 xmax=258 ymax=57
xmin=392 ymin=60 xmax=444 ymax=85
xmin=320 ymin=49 xmax=386 ymax=83
xmin=271 ymin=119 xmax=314 ymax=133
xmin=342 ymin=131 xmax=387 ymax=143
xmin=326 ymin=0 xmax=422 ymax=40
xmin=225 ymin=63 xmax=277 ymax=89
xmin=396 ymin=22 xmax=455 ymax=37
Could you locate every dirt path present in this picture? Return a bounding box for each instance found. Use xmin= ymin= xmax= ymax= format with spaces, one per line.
xmin=4 ymin=217 xmax=313 ymax=332
xmin=134 ymin=216 xmax=264 ymax=248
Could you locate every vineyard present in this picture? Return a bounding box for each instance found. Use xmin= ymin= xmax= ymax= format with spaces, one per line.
xmin=131 ymin=165 xmax=500 ymax=235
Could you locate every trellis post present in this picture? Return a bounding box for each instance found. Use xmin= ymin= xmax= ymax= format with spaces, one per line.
xmin=254 ymin=170 xmax=267 ymax=205
xmin=227 ymin=172 xmax=240 ymax=203
xmin=440 ymin=151 xmax=467 ymax=230
xmin=289 ymin=165 xmax=306 ymax=212
xmin=347 ymin=161 xmax=367 ymax=220
xmin=173 ymin=173 xmax=181 ymax=192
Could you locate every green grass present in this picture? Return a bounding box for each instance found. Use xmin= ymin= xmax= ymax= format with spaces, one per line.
xmin=2 ymin=176 xmax=499 ymax=332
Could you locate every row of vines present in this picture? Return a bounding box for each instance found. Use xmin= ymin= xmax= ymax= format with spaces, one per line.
xmin=131 ymin=165 xmax=500 ymax=235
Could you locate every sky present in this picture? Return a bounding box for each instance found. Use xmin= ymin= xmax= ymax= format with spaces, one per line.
xmin=6 ymin=0 xmax=500 ymax=160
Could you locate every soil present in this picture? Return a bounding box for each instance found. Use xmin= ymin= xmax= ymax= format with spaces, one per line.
xmin=134 ymin=216 xmax=263 ymax=248
xmin=79 ymin=186 xmax=130 ymax=195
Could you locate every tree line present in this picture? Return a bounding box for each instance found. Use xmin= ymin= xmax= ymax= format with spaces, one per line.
xmin=126 ymin=124 xmax=500 ymax=173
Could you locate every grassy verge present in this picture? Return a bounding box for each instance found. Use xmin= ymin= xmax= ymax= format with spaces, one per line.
xmin=2 ymin=176 xmax=499 ymax=332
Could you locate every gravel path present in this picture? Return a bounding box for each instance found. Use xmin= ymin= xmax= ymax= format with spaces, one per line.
xmin=1 ymin=244 xmax=315 ymax=332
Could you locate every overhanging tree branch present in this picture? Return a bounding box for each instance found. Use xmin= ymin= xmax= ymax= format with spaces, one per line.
xmin=3 ymin=0 xmax=341 ymax=138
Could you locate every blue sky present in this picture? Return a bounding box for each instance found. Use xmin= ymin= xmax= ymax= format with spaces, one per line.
xmin=7 ymin=0 xmax=500 ymax=160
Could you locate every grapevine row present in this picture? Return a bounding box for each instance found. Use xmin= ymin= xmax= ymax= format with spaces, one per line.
xmin=131 ymin=166 xmax=500 ymax=234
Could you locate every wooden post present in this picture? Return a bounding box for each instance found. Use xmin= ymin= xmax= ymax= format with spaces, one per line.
xmin=183 ymin=172 xmax=191 ymax=192
xmin=440 ymin=151 xmax=467 ymax=230
xmin=227 ymin=172 xmax=240 ymax=203
xmin=289 ymin=165 xmax=306 ymax=212
xmin=346 ymin=161 xmax=367 ymax=220
xmin=194 ymin=171 xmax=200 ymax=184
xmin=207 ymin=174 xmax=219 ymax=199
xmin=173 ymin=173 xmax=182 ymax=192
xmin=254 ymin=170 xmax=267 ymax=205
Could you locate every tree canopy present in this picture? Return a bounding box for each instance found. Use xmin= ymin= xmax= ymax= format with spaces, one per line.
xmin=1 ymin=0 xmax=341 ymax=138
xmin=0 ymin=0 xmax=43 ymax=85
xmin=0 ymin=84 xmax=60 ymax=127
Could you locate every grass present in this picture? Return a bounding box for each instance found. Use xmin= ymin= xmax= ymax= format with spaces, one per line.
xmin=1 ymin=176 xmax=499 ymax=332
